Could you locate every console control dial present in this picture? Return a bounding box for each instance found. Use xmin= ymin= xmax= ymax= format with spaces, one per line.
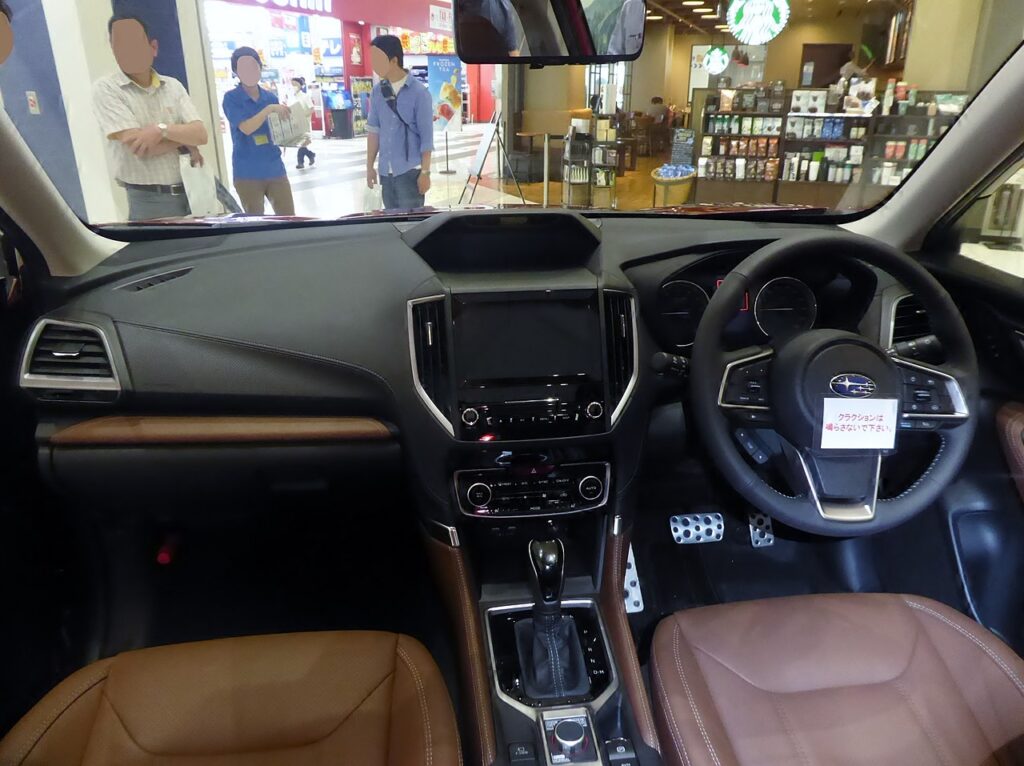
xmin=466 ymin=482 xmax=492 ymax=508
xmin=554 ymin=720 xmax=586 ymax=756
xmin=461 ymin=407 xmax=481 ymax=426
xmin=585 ymin=401 xmax=604 ymax=420
xmin=578 ymin=476 xmax=604 ymax=502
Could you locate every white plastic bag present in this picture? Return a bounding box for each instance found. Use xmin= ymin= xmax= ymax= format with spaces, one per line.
xmin=363 ymin=183 xmax=383 ymax=213
xmin=179 ymin=153 xmax=219 ymax=217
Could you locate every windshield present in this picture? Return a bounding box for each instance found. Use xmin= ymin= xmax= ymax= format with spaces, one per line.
xmin=0 ymin=0 xmax=1020 ymax=227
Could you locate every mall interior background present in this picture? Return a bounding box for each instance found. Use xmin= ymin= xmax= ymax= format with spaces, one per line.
xmin=0 ymin=0 xmax=1022 ymax=221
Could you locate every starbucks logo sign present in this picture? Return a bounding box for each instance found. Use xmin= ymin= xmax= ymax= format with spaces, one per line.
xmin=727 ymin=0 xmax=790 ymax=45
xmin=703 ymin=46 xmax=730 ymax=76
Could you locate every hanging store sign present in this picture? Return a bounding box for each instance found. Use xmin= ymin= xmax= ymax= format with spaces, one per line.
xmin=253 ymin=0 xmax=334 ymax=14
xmin=703 ymin=46 xmax=730 ymax=75
xmin=726 ymin=0 xmax=790 ymax=45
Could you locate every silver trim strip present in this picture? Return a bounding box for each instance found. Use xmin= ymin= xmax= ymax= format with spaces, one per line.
xmin=716 ymin=349 xmax=773 ymax=411
xmin=892 ymin=356 xmax=970 ymax=421
xmin=484 ymin=598 xmax=620 ymax=721
xmin=796 ymin=451 xmax=881 ymax=522
xmin=606 ymin=290 xmax=639 ymax=426
xmin=453 ymin=462 xmax=611 ymax=519
xmin=407 ymin=296 xmax=456 ymax=437
xmin=19 ymin=319 xmax=121 ymax=394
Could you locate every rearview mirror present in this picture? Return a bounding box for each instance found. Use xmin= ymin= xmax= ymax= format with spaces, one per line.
xmin=455 ymin=0 xmax=645 ymax=64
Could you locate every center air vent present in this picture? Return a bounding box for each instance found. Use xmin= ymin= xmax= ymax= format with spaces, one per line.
xmin=21 ymin=320 xmax=120 ymax=401
xmin=604 ymin=291 xmax=637 ymax=423
xmin=891 ymin=295 xmax=932 ymax=344
xmin=409 ymin=297 xmax=454 ymax=434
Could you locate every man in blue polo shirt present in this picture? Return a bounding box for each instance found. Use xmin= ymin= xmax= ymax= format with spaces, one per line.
xmin=222 ymin=47 xmax=295 ymax=216
xmin=365 ymin=35 xmax=434 ymax=210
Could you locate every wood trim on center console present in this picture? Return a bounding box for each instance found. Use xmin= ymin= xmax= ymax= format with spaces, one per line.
xmin=48 ymin=416 xmax=393 ymax=446
xmin=424 ymin=533 xmax=498 ymax=766
xmin=601 ymin=527 xmax=661 ymax=754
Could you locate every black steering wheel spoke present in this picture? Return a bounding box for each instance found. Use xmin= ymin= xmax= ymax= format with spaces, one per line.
xmin=892 ymin=356 xmax=970 ymax=432
xmin=718 ymin=346 xmax=773 ymax=424
xmin=781 ymin=443 xmax=882 ymax=522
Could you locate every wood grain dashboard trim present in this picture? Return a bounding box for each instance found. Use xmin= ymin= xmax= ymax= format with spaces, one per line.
xmin=49 ymin=416 xmax=393 ymax=446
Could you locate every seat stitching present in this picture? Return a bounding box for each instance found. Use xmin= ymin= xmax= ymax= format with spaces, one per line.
xmin=903 ymin=599 xmax=1024 ymax=697
xmin=398 ymin=646 xmax=433 ymax=766
xmin=892 ymin=678 xmax=955 ymax=766
xmin=672 ymin=621 xmax=722 ymax=766
xmin=454 ymin=551 xmax=491 ymax=766
xmin=769 ymin=695 xmax=812 ymax=766
xmin=11 ymin=670 xmax=109 ymax=766
xmin=100 ymin=668 xmax=396 ymax=757
xmin=651 ymin=642 xmax=694 ymax=766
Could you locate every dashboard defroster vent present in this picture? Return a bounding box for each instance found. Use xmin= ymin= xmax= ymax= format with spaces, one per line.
xmin=605 ymin=291 xmax=637 ymax=424
xmin=21 ymin=320 xmax=120 ymax=401
xmin=891 ymin=295 xmax=932 ymax=344
xmin=409 ymin=297 xmax=454 ymax=435
xmin=119 ymin=267 xmax=193 ymax=292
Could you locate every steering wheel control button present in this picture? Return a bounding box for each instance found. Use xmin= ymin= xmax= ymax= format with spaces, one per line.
xmin=466 ymin=482 xmax=492 ymax=508
xmin=722 ymin=357 xmax=772 ymax=409
xmin=585 ymin=401 xmax=604 ymax=420
xmin=670 ymin=513 xmax=724 ymax=544
xmin=578 ymin=476 xmax=604 ymax=502
xmin=461 ymin=407 xmax=481 ymax=426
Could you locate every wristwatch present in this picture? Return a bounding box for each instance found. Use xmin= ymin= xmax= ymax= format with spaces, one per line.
xmin=158 ymin=122 xmax=169 ymax=140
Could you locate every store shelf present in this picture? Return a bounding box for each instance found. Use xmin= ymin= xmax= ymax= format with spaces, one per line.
xmin=706 ymin=133 xmax=782 ymax=139
xmin=788 ymin=112 xmax=871 ymax=118
xmin=710 ymin=111 xmax=786 ymax=117
xmin=783 ymin=137 xmax=865 ymax=144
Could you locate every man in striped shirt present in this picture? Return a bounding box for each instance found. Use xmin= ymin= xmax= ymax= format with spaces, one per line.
xmin=92 ymin=14 xmax=208 ymax=221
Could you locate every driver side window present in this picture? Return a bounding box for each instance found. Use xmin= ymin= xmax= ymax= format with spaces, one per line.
xmin=956 ymin=159 xmax=1024 ymax=278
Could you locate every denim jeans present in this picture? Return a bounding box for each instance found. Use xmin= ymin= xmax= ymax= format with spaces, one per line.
xmin=125 ymin=187 xmax=190 ymax=221
xmin=380 ymin=168 xmax=424 ymax=210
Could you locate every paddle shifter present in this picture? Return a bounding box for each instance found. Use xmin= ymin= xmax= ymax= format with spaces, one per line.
xmin=515 ymin=539 xmax=591 ymax=700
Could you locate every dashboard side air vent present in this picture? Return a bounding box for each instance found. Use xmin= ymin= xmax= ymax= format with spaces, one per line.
xmin=605 ymin=290 xmax=637 ymax=424
xmin=409 ymin=297 xmax=454 ymax=435
xmin=21 ymin=320 xmax=120 ymax=402
xmin=891 ymin=295 xmax=932 ymax=344
xmin=119 ymin=267 xmax=193 ymax=292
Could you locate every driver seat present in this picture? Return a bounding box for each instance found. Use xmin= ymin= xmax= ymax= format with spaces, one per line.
xmin=651 ymin=593 xmax=1024 ymax=765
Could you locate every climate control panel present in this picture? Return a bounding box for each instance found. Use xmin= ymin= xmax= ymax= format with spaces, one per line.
xmin=454 ymin=462 xmax=610 ymax=518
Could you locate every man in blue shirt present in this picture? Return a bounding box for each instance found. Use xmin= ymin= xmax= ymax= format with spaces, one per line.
xmin=365 ymin=35 xmax=434 ymax=210
xmin=222 ymin=47 xmax=295 ymax=216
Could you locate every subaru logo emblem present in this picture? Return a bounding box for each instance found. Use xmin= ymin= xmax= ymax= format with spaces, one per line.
xmin=830 ymin=374 xmax=876 ymax=398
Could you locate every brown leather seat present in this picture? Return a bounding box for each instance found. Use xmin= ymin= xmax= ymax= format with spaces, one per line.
xmin=651 ymin=593 xmax=1024 ymax=766
xmin=0 ymin=631 xmax=461 ymax=766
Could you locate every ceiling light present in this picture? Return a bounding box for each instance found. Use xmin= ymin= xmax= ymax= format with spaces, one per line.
xmin=698 ymin=10 xmax=717 ymax=15
xmin=646 ymin=15 xmax=664 ymax=20
xmin=682 ymin=1 xmax=704 ymax=5
xmin=691 ymin=6 xmax=713 ymax=11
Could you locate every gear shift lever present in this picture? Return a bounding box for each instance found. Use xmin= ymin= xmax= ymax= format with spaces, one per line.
xmin=516 ymin=539 xmax=590 ymax=700
xmin=528 ymin=539 xmax=564 ymax=621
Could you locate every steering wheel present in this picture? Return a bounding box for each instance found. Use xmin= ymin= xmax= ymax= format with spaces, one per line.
xmin=690 ymin=232 xmax=978 ymax=536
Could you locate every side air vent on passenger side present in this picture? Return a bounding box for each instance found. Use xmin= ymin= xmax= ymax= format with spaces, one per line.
xmin=891 ymin=295 xmax=932 ymax=344
xmin=118 ymin=267 xmax=193 ymax=292
xmin=605 ymin=290 xmax=637 ymax=424
xmin=21 ymin=320 xmax=120 ymax=402
xmin=409 ymin=297 xmax=454 ymax=435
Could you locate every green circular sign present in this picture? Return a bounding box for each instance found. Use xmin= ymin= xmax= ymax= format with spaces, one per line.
xmin=703 ymin=46 xmax=731 ymax=76
xmin=727 ymin=0 xmax=791 ymax=45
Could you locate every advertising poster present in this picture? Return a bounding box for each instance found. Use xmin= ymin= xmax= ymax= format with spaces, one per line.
xmin=428 ymin=55 xmax=463 ymax=132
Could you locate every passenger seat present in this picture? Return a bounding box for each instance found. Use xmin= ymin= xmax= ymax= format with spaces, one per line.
xmin=0 ymin=631 xmax=460 ymax=765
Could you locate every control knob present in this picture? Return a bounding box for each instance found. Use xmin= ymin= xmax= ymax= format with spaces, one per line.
xmin=585 ymin=401 xmax=604 ymax=420
xmin=461 ymin=407 xmax=481 ymax=426
xmin=466 ymin=482 xmax=492 ymax=509
xmin=553 ymin=720 xmax=586 ymax=757
xmin=578 ymin=475 xmax=604 ymax=502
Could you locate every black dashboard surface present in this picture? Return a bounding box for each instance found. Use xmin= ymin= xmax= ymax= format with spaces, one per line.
xmin=29 ymin=211 xmax=905 ymax=520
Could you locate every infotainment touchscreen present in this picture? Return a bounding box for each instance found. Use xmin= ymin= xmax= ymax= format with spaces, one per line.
xmin=452 ymin=291 xmax=603 ymax=386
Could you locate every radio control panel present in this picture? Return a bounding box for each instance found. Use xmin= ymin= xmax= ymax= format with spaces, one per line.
xmin=454 ymin=462 xmax=610 ymax=518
